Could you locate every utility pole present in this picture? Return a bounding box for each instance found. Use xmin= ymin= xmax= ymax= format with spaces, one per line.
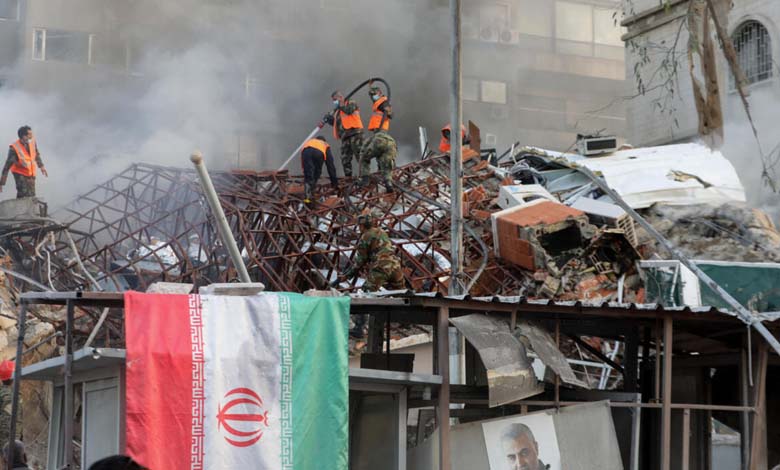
xmin=449 ymin=0 xmax=464 ymax=296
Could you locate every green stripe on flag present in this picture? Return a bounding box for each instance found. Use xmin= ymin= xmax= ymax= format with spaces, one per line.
xmin=281 ymin=293 xmax=350 ymax=470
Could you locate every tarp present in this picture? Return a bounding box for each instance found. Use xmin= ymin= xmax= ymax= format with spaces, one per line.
xmin=124 ymin=292 xmax=349 ymax=470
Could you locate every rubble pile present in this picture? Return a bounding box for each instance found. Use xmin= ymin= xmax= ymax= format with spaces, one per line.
xmin=0 ymin=141 xmax=767 ymax=311
xmin=643 ymin=203 xmax=780 ymax=262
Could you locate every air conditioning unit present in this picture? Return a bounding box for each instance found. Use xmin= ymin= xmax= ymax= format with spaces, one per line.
xmin=490 ymin=105 xmax=509 ymax=120
xmin=484 ymin=133 xmax=497 ymax=146
xmin=576 ymin=134 xmax=618 ymax=156
xmin=480 ymin=25 xmax=499 ymax=43
xmin=499 ymin=30 xmax=517 ymax=45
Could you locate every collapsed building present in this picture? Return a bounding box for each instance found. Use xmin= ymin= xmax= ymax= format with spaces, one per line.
xmin=1 ymin=137 xmax=780 ymax=468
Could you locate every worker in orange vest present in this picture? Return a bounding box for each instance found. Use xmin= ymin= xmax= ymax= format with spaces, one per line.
xmin=0 ymin=126 xmax=48 ymax=198
xmin=439 ymin=124 xmax=469 ymax=154
xmin=322 ymin=90 xmax=364 ymax=178
xmin=367 ymin=85 xmax=392 ymax=132
xmin=301 ymin=136 xmax=338 ymax=204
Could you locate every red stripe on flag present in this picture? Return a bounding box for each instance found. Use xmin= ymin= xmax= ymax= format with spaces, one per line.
xmin=125 ymin=292 xmax=204 ymax=470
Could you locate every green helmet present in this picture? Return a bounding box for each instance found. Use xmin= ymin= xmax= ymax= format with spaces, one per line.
xmin=369 ymin=86 xmax=382 ymax=96
xmin=357 ymin=209 xmax=380 ymax=228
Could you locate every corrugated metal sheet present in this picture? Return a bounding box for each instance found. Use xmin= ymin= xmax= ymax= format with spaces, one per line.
xmin=450 ymin=314 xmax=544 ymax=407
xmin=361 ymin=290 xmax=731 ymax=316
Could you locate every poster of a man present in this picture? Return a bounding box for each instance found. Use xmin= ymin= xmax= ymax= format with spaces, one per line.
xmin=482 ymin=412 xmax=561 ymax=470
xmin=501 ymin=423 xmax=548 ymax=470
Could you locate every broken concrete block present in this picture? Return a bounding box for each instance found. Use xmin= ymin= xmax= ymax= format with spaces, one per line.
xmin=491 ymin=200 xmax=589 ymax=271
xmin=146 ymin=282 xmax=194 ymax=294
xmin=199 ymin=283 xmax=265 ymax=296
xmin=570 ymin=197 xmax=638 ymax=247
xmin=540 ymin=275 xmax=561 ymax=297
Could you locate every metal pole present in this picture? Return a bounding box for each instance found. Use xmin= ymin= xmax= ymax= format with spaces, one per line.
xmin=278 ymin=126 xmax=322 ymax=171
xmin=7 ymin=303 xmax=26 ymax=466
xmin=449 ymin=0 xmax=464 ymax=296
xmin=437 ymin=307 xmax=451 ymax=470
xmin=741 ymin=343 xmax=752 ymax=470
xmin=578 ymin=167 xmax=780 ymax=356
xmin=682 ymin=409 xmax=691 ymax=470
xmin=190 ymin=152 xmax=251 ymax=283
xmin=661 ymin=316 xmax=673 ymax=470
xmin=63 ymin=300 xmax=75 ymax=468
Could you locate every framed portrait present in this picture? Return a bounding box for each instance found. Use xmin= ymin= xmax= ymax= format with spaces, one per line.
xmin=482 ymin=412 xmax=561 ymax=470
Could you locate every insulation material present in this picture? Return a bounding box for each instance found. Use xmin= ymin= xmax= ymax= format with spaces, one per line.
xmin=536 ymin=143 xmax=746 ymax=208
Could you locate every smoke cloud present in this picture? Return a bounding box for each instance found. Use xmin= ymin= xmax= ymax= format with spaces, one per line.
xmin=0 ymin=0 xmax=624 ymax=208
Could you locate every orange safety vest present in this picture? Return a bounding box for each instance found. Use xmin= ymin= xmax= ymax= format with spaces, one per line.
xmin=333 ymin=108 xmax=364 ymax=140
xmin=9 ymin=139 xmax=37 ymax=177
xmin=438 ymin=125 xmax=467 ymax=153
xmin=302 ymin=139 xmax=330 ymax=160
xmin=368 ymin=96 xmax=390 ymax=131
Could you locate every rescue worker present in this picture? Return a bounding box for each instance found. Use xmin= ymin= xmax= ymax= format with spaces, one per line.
xmin=359 ymin=85 xmax=396 ymax=192
xmin=340 ymin=210 xmax=405 ymax=336
xmin=341 ymin=211 xmax=404 ymax=292
xmin=323 ymin=91 xmax=364 ymax=178
xmin=367 ymin=85 xmax=392 ymax=133
xmin=0 ymin=126 xmax=48 ymax=198
xmin=301 ymin=136 xmax=338 ymax=204
xmin=439 ymin=124 xmax=469 ymax=154
xmin=0 ymin=360 xmax=21 ymax=450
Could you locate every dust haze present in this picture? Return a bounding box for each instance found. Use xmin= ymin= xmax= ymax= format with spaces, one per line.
xmin=0 ymin=0 xmax=624 ymax=208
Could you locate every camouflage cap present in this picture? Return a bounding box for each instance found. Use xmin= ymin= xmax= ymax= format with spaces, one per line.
xmin=369 ymin=86 xmax=383 ymax=95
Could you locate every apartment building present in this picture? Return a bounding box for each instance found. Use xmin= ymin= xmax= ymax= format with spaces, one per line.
xmin=2 ymin=0 xmax=627 ymax=169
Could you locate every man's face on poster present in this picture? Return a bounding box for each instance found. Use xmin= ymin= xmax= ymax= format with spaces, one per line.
xmin=502 ymin=430 xmax=540 ymax=470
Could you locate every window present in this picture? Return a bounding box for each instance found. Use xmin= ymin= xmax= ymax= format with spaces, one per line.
xmin=0 ymin=0 xmax=18 ymax=20
xmin=91 ymin=34 xmax=129 ymax=70
xmin=733 ymin=21 xmax=773 ymax=85
xmin=555 ymin=2 xmax=592 ymax=43
xmin=463 ymin=78 xmax=480 ymax=102
xmin=515 ymin=0 xmax=552 ymax=38
xmin=32 ymin=29 xmax=45 ymax=61
xmin=32 ymin=28 xmax=92 ymax=64
xmin=594 ymin=8 xmax=623 ymax=47
xmin=481 ymin=80 xmax=507 ymax=104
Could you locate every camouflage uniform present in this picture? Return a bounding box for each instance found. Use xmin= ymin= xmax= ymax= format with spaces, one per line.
xmin=345 ymin=226 xmax=404 ymax=291
xmin=0 ymin=386 xmax=21 ymax=448
xmin=360 ymin=131 xmax=397 ymax=183
xmin=334 ymin=100 xmax=364 ymax=178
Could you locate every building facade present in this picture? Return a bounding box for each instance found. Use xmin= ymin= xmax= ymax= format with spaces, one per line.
xmin=0 ymin=0 xmax=627 ymax=175
xmin=623 ymin=0 xmax=780 ymax=213
xmin=461 ymin=0 xmax=627 ymax=152
xmin=0 ymin=0 xmax=24 ymax=87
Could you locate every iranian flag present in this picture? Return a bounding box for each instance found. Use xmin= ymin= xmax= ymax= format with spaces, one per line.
xmin=124 ymin=292 xmax=349 ymax=470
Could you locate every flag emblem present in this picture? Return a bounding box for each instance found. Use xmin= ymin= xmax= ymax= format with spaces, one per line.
xmin=217 ymin=388 xmax=270 ymax=448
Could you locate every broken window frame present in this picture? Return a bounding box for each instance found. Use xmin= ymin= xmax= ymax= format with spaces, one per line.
xmin=31 ymin=28 xmax=92 ymax=64
xmin=32 ymin=28 xmax=45 ymax=61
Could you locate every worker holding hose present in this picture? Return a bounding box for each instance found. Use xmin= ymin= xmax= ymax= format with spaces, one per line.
xmin=322 ymin=91 xmax=364 ymax=178
xmin=359 ymin=85 xmax=396 ymax=193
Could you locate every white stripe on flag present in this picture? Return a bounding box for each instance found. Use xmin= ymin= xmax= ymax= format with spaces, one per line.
xmin=190 ymin=295 xmax=206 ymax=469
xmin=201 ymin=294 xmax=284 ymax=469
